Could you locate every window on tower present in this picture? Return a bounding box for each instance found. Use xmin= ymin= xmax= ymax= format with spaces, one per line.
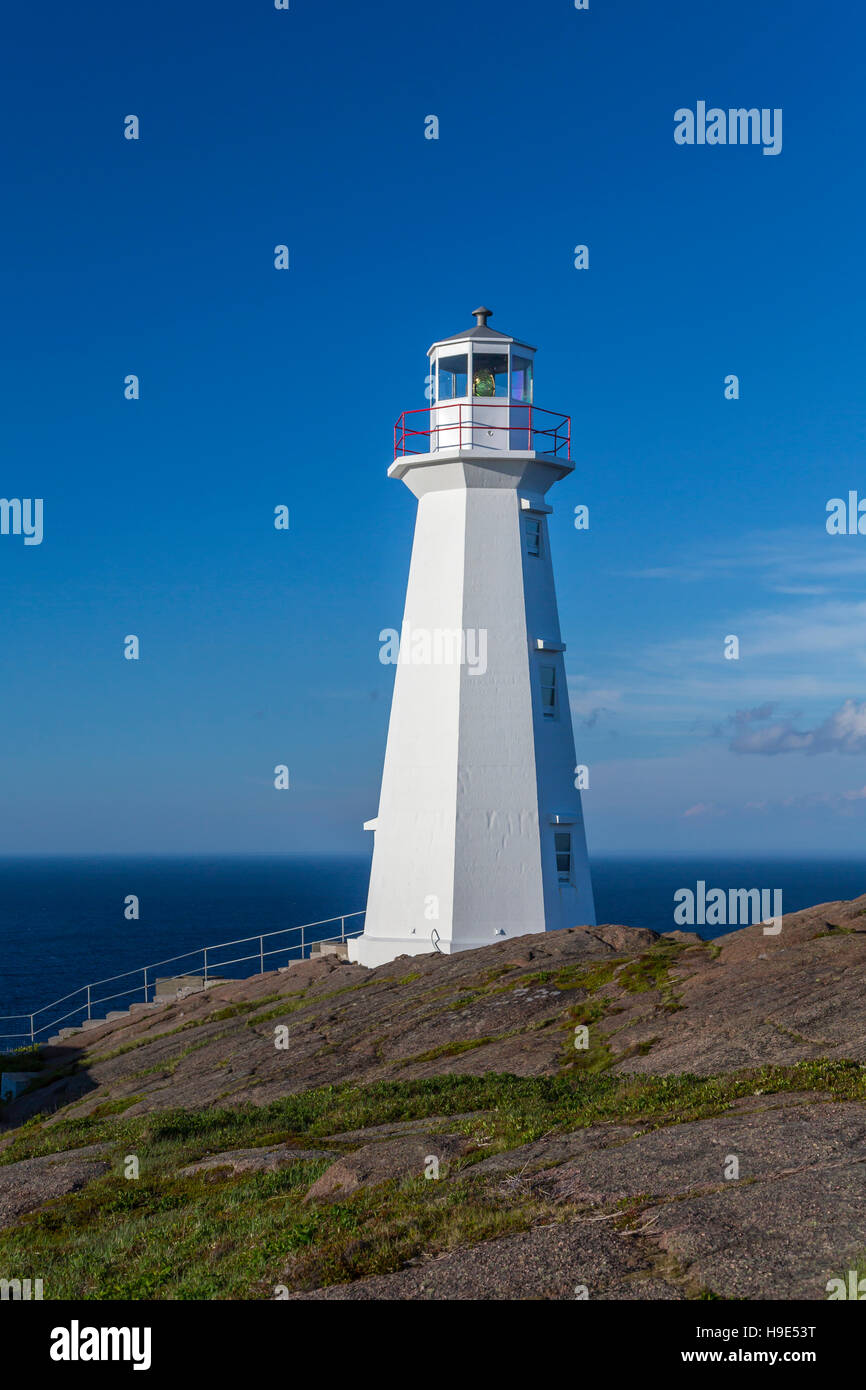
xmin=524 ymin=516 xmax=542 ymax=557
xmin=472 ymin=353 xmax=508 ymax=398
xmin=437 ymin=354 xmax=467 ymax=399
xmin=540 ymin=664 xmax=557 ymax=717
xmin=511 ymin=355 xmax=534 ymax=402
xmin=555 ymin=831 xmax=573 ymax=883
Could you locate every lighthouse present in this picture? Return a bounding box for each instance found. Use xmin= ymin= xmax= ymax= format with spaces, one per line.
xmin=349 ymin=309 xmax=595 ymax=969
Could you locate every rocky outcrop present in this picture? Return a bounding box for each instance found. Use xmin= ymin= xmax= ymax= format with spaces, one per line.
xmin=305 ymin=1133 xmax=473 ymax=1203
xmin=0 ymin=1145 xmax=110 ymax=1229
xmin=2 ymin=894 xmax=864 ymax=1131
xmin=0 ymin=894 xmax=865 ymax=1300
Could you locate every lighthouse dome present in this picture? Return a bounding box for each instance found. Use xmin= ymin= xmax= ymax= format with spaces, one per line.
xmin=428 ymin=307 xmax=535 ymax=404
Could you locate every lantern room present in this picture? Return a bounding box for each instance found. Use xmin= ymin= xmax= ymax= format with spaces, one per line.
xmin=393 ymin=308 xmax=570 ymax=459
xmin=431 ymin=306 xmax=535 ymax=405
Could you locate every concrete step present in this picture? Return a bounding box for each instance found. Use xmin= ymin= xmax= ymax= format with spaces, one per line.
xmin=153 ymin=975 xmax=230 ymax=1002
xmin=310 ymin=941 xmax=349 ymax=960
xmin=45 ymin=1027 xmax=81 ymax=1045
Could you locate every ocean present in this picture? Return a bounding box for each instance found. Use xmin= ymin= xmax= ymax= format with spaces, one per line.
xmin=1 ymin=855 xmax=864 ymax=1042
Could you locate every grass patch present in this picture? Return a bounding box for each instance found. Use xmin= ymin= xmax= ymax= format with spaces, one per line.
xmin=82 ymin=1096 xmax=144 ymax=1119
xmin=553 ymin=960 xmax=626 ymax=992
xmin=1 ymin=1059 xmax=864 ymax=1298
xmin=560 ymin=997 xmax=615 ymax=1073
xmin=0 ymin=1047 xmax=46 ymax=1072
xmin=399 ymin=1037 xmax=496 ymax=1066
xmin=617 ymin=943 xmax=686 ymax=1012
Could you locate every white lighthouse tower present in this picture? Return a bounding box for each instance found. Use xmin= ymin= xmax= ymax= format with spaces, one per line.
xmin=349 ymin=308 xmax=595 ymax=969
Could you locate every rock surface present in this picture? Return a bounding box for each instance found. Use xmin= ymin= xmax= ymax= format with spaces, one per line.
xmin=2 ymin=894 xmax=864 ymax=1130
xmin=0 ymin=1145 xmax=110 ymax=1229
xmin=305 ymin=1133 xmax=473 ymax=1203
xmin=179 ymin=1145 xmax=334 ymax=1178
xmin=287 ymin=1219 xmax=684 ymax=1301
xmin=1 ymin=893 xmax=866 ymax=1300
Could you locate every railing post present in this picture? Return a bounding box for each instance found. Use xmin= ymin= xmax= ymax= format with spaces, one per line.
xmin=341 ymin=916 xmax=345 ymax=943
xmin=203 ymin=947 xmax=208 ymax=987
xmin=300 ymin=924 xmax=305 ymax=959
xmin=259 ymin=936 xmax=264 ymax=974
xmin=30 ymin=1014 xmax=34 ymax=1047
xmin=143 ymin=967 xmax=148 ymax=1004
xmin=86 ymin=984 xmax=91 ymax=1022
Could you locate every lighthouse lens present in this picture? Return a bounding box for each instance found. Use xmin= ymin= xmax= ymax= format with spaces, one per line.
xmin=472 ymin=353 xmax=508 ymax=398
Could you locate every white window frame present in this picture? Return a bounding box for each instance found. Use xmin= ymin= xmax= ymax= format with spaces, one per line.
xmin=554 ymin=830 xmax=573 ymax=884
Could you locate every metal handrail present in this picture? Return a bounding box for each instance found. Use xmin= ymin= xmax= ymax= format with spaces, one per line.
xmin=0 ymin=910 xmax=365 ymax=1048
xmin=394 ymin=401 xmax=571 ymax=460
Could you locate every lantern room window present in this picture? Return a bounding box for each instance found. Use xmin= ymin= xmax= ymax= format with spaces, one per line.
xmin=511 ymin=355 xmax=534 ymax=402
xmin=438 ymin=354 xmax=467 ymax=399
xmin=472 ymin=353 xmax=508 ymax=398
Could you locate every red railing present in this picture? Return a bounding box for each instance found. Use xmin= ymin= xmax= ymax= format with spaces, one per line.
xmin=394 ymin=402 xmax=571 ymax=460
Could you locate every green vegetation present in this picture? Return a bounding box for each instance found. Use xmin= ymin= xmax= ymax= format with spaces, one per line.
xmin=0 ymin=1046 xmax=45 ymax=1072
xmin=398 ymin=1036 xmax=496 ymax=1066
xmin=617 ymin=941 xmax=686 ymax=1012
xmin=0 ymin=1059 xmax=863 ymax=1299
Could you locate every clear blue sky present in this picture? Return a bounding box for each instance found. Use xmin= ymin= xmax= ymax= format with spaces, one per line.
xmin=2 ymin=0 xmax=865 ymax=857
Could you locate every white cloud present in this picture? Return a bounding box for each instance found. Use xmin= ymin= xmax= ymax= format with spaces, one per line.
xmin=727 ymin=699 xmax=866 ymax=756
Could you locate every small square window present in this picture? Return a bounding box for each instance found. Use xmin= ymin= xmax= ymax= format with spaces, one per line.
xmin=524 ymin=516 xmax=542 ymax=558
xmin=555 ymin=831 xmax=572 ymax=883
xmin=540 ymin=664 xmax=557 ymax=718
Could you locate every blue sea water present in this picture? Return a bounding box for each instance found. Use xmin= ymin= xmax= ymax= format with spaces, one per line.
xmin=0 ymin=855 xmax=864 ymax=1041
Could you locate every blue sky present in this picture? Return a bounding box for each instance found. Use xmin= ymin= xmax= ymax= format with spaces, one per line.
xmin=2 ymin=0 xmax=865 ymax=857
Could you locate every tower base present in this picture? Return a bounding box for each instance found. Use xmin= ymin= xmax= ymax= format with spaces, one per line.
xmin=347 ymin=926 xmax=591 ymax=970
xmin=347 ymin=936 xmax=446 ymax=969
